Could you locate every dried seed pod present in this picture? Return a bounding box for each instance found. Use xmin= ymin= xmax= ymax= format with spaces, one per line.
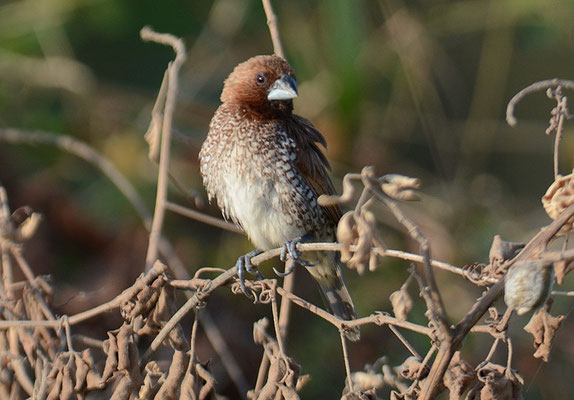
xmin=347 ymin=210 xmax=376 ymax=275
xmin=102 ymin=332 xmax=119 ymax=382
xmin=476 ymin=363 xmax=523 ymax=400
xmin=74 ymin=352 xmax=90 ymax=392
xmin=12 ymin=207 xmax=42 ymax=241
xmin=153 ymin=350 xmax=189 ymax=400
xmin=397 ymin=356 xmax=428 ymax=381
xmin=295 ymin=374 xmax=311 ymax=392
xmin=542 ymin=171 xmax=574 ymax=235
xmin=139 ymin=362 xmax=164 ymax=400
xmin=256 ymin=356 xmax=301 ymax=400
xmin=180 ymin=362 xmax=217 ymax=400
xmin=46 ymin=369 xmax=63 ymax=400
xmin=342 ymin=389 xmax=378 ymax=400
xmin=443 ymin=352 xmax=474 ymax=399
xmin=380 ymin=174 xmax=421 ymax=201
xmin=139 ymin=285 xmax=187 ymax=351
xmin=489 ymin=235 xmax=524 ymax=272
xmin=349 ymin=371 xmax=384 ymax=392
xmin=524 ymin=308 xmax=565 ymax=362
xmin=504 ymin=260 xmax=554 ymax=315
xmin=389 ymin=287 xmax=413 ymax=321
xmin=253 ymin=318 xmax=270 ymax=346
xmin=110 ymin=373 xmax=135 ymax=400
xmin=337 ymin=211 xmax=356 ymax=263
xmin=116 ymin=324 xmax=134 ymax=372
xmin=59 ymin=365 xmax=75 ymax=400
xmin=553 ymin=259 xmax=574 ymax=284
xmin=120 ymin=263 xmax=169 ymax=322
xmin=0 ymin=206 xmax=42 ymax=242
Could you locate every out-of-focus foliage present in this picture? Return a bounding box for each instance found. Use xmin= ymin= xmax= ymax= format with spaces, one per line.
xmin=0 ymin=0 xmax=573 ymax=398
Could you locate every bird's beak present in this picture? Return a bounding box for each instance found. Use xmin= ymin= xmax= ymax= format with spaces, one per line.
xmin=267 ymin=74 xmax=298 ymax=101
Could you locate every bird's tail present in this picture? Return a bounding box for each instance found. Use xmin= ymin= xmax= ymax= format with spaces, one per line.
xmin=305 ymin=251 xmax=360 ymax=341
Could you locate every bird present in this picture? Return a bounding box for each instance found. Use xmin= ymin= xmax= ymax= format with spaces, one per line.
xmin=199 ymin=55 xmax=359 ymax=341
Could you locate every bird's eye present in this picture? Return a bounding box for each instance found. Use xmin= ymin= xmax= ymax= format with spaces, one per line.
xmin=255 ymin=72 xmax=267 ymax=86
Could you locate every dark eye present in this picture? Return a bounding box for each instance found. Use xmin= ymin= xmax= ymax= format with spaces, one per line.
xmin=255 ymin=72 xmax=267 ymax=86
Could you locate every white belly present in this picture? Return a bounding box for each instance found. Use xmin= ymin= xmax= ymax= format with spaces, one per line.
xmin=224 ymin=174 xmax=305 ymax=250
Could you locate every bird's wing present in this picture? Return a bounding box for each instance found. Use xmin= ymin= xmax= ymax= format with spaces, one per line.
xmin=287 ymin=114 xmax=342 ymax=225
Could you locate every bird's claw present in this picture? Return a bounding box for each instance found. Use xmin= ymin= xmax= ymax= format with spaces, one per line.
xmin=235 ymin=249 xmax=264 ymax=297
xmin=273 ymin=261 xmax=296 ymax=278
xmin=279 ymin=236 xmax=315 ymax=267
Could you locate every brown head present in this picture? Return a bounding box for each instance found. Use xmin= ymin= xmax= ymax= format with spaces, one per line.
xmin=220 ymin=55 xmax=298 ymax=117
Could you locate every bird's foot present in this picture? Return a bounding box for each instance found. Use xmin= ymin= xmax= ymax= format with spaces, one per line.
xmin=279 ymin=234 xmax=315 ymax=270
xmin=235 ymin=249 xmax=264 ymax=297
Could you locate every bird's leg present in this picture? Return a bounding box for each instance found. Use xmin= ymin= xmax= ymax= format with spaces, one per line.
xmin=235 ymin=249 xmax=264 ymax=297
xmin=279 ymin=233 xmax=315 ymax=269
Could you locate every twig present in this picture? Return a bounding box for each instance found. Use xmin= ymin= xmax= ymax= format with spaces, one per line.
xmin=477 ymin=338 xmax=500 ymax=370
xmin=388 ymin=324 xmax=421 ymax=360
xmin=270 ymin=281 xmax=286 ymax=356
xmin=277 ymin=284 xmax=433 ymax=335
xmin=165 ymin=201 xmax=243 ymax=234
xmin=247 ymin=241 xmax=466 ymax=279
xmin=141 ymin=26 xmax=187 ymax=271
xmin=9 ymin=248 xmax=36 ymax=285
xmin=277 ymin=265 xmax=295 ymax=344
xmin=505 ymin=337 xmax=514 ymax=375
xmin=189 ymin=308 xmax=200 ymax=364
xmin=506 ymin=78 xmax=574 ymax=127
xmin=61 ymin=316 xmax=74 ymax=352
xmin=71 ymin=334 xmax=104 ymax=349
xmin=0 ymin=187 xmax=14 ymax=299
xmin=1 ymin=244 xmax=13 ymax=299
xmin=412 ymin=345 xmax=437 ymax=388
xmin=552 ymin=290 xmax=574 ymax=296
xmin=262 ymin=0 xmax=285 ymax=58
xmin=340 ymin=331 xmax=353 ymax=391
xmin=254 ymin=353 xmax=270 ymax=393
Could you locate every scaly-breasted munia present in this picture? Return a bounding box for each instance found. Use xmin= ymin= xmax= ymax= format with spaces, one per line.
xmin=200 ymin=55 xmax=359 ymax=340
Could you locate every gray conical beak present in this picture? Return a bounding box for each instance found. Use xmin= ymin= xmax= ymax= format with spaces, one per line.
xmin=267 ymin=74 xmax=298 ymax=101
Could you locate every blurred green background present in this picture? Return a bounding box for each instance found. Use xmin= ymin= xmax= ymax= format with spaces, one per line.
xmin=1 ymin=0 xmax=574 ymax=398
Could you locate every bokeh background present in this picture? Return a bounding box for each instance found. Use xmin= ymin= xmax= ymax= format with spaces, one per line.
xmin=1 ymin=0 xmax=573 ymax=398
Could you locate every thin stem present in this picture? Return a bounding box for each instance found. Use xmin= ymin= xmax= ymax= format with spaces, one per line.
xmin=254 ymin=354 xmax=270 ymax=393
xmin=277 ymin=265 xmax=295 ymax=344
xmin=270 ymin=281 xmax=286 ymax=356
xmin=388 ymin=324 xmax=421 ymax=360
xmin=141 ymin=27 xmax=187 ymax=271
xmin=340 ymin=331 xmax=353 ymax=392
xmin=189 ymin=308 xmax=200 ymax=364
xmin=506 ymin=78 xmax=574 ymax=126
xmin=165 ymin=201 xmax=242 ymax=234
xmin=261 ymin=0 xmax=285 ymax=58
xmin=477 ymin=338 xmax=500 ymax=370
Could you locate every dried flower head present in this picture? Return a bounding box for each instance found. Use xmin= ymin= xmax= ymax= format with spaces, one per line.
xmin=504 ymin=259 xmax=554 ymax=315
xmin=542 ymin=171 xmax=574 ymax=235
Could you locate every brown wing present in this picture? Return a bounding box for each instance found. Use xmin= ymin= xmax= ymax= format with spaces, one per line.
xmin=286 ymin=114 xmax=342 ymax=225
